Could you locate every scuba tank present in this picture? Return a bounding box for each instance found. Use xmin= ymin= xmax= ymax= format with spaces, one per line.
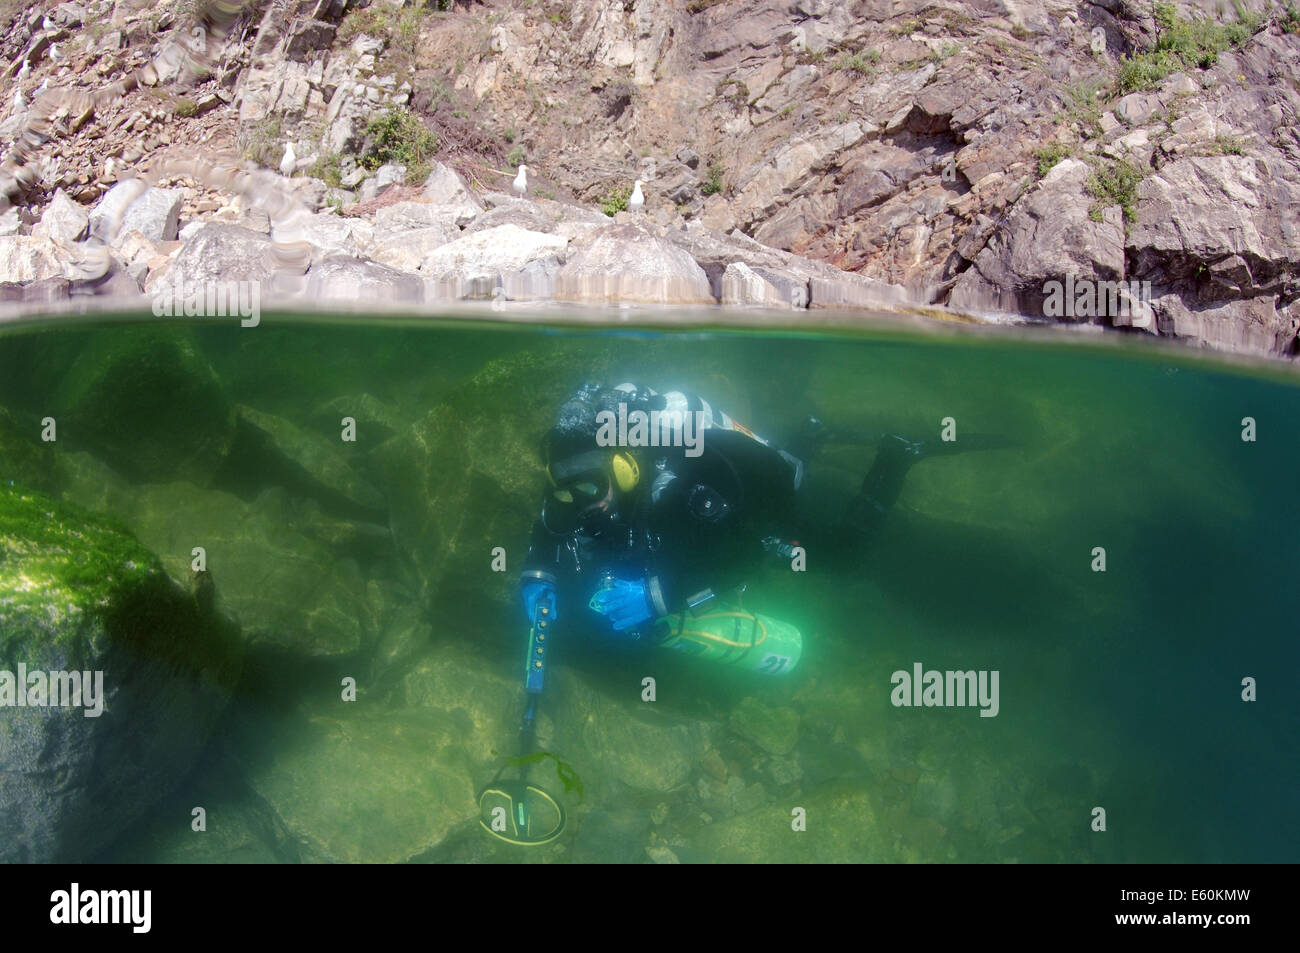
xmin=652 ymin=606 xmax=802 ymax=676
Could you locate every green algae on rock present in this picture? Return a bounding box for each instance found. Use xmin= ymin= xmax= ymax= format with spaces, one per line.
xmin=0 ymin=405 xmax=60 ymax=497
xmin=0 ymin=486 xmax=242 ymax=862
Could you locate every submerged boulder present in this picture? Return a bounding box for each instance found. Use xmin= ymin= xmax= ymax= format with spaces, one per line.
xmin=0 ymin=487 xmax=242 ymax=862
xmin=230 ymin=404 xmax=385 ymax=518
xmin=52 ymin=327 xmax=237 ymax=485
xmin=57 ymin=458 xmax=372 ymax=659
xmin=0 ymin=406 xmax=59 ymax=495
xmin=237 ymin=706 xmax=479 ymax=863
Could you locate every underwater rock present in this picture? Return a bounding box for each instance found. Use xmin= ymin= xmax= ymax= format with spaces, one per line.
xmin=230 ymin=404 xmax=386 ymax=518
xmin=238 ymin=707 xmax=479 ymax=863
xmin=0 ymin=405 xmax=60 ymax=495
xmin=690 ymin=783 xmax=884 ymax=863
xmin=51 ymin=327 xmax=237 ymax=486
xmin=96 ymin=757 xmax=289 ymax=863
xmin=728 ymin=695 xmax=800 ymax=756
xmin=310 ymin=393 xmax=403 ymax=444
xmin=0 ymin=487 xmax=242 ymax=863
xmin=553 ymin=666 xmax=712 ymax=796
xmin=374 ymin=341 xmax=616 ymax=609
xmin=57 ymin=458 xmax=369 ymax=658
xmin=395 ymin=643 xmax=518 ymax=767
xmin=570 ymin=808 xmax=653 ymax=864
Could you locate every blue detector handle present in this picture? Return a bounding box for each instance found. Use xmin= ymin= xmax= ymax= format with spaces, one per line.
xmin=524 ymin=589 xmax=554 ymax=695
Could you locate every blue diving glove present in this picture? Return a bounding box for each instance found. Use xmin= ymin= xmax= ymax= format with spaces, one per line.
xmin=588 ymin=577 xmax=654 ymax=632
xmin=521 ymin=578 xmax=558 ymax=623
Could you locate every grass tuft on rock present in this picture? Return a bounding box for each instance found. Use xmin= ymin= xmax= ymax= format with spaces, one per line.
xmin=362 ymin=108 xmax=439 ymax=183
xmin=1086 ymin=159 xmax=1143 ymax=224
xmin=1118 ymin=1 xmax=1261 ymax=93
xmin=600 ymin=186 xmax=631 ymax=217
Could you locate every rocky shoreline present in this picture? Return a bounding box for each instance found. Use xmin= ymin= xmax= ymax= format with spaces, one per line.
xmin=0 ymin=0 xmax=1296 ymax=358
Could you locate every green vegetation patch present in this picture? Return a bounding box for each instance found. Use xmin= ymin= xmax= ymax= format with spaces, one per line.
xmin=309 ymin=152 xmax=345 ymax=189
xmin=362 ymin=108 xmax=439 ymax=183
xmin=1086 ymin=158 xmax=1144 ymax=224
xmin=834 ymin=49 xmax=881 ymax=76
xmin=700 ymin=162 xmax=725 ymax=197
xmin=1118 ymin=2 xmax=1261 ymax=93
xmin=1033 ymin=142 xmax=1073 ymax=178
xmin=600 ymin=186 xmax=631 ymax=217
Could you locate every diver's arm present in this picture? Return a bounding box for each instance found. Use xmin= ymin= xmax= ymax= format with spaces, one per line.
xmin=642 ymin=483 xmax=755 ymax=618
xmin=646 ymin=548 xmax=752 ymax=618
xmin=520 ymin=518 xmax=563 ymax=620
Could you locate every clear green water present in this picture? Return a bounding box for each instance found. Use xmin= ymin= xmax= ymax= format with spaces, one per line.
xmin=1 ymin=314 xmax=1296 ymax=863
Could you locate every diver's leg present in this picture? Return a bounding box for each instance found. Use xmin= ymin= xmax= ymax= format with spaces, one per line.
xmin=784 ymin=414 xmax=828 ymax=463
xmin=843 ymin=434 xmax=925 ymax=540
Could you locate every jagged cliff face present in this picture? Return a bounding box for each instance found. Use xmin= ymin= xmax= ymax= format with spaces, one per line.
xmin=1 ymin=0 xmax=1298 ymax=356
xmin=412 ymin=0 xmax=1300 ymax=353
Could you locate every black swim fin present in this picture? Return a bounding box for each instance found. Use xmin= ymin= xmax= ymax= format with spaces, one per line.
xmin=903 ymin=432 xmax=1020 ymax=459
xmin=844 ymin=431 xmax=1017 ymax=538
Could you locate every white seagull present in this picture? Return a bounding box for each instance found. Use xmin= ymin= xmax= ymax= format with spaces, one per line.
xmin=49 ymin=43 xmax=62 ymax=63
xmin=512 ymin=164 xmax=528 ymax=197
xmin=628 ymin=179 xmax=645 ymax=213
xmin=17 ymin=59 xmax=30 ymax=82
xmin=280 ymin=142 xmax=297 ymax=178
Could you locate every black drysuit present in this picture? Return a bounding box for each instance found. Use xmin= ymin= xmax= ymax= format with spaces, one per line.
xmin=520 ymin=428 xmax=800 ymax=636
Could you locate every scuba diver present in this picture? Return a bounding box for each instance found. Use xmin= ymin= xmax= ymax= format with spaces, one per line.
xmin=517 ymin=382 xmax=976 ymax=677
xmin=481 ymin=381 xmax=1011 ymax=845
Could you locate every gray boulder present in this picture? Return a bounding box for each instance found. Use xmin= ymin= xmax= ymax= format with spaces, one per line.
xmin=33 ymin=189 xmax=89 ymax=243
xmin=90 ymin=182 xmax=183 ymax=243
xmin=0 ymin=236 xmax=65 ymax=283
xmin=0 ymin=487 xmax=241 ymax=863
xmin=370 ymin=224 xmax=460 ymax=272
xmin=722 ymin=261 xmax=799 ymax=308
xmin=304 ymin=255 xmax=427 ymax=303
xmin=421 ymin=162 xmax=483 ymax=225
xmin=420 ymin=223 xmax=568 ymax=300
xmin=555 ymin=224 xmax=714 ymax=305
xmin=151 ymin=224 xmax=278 ymax=288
